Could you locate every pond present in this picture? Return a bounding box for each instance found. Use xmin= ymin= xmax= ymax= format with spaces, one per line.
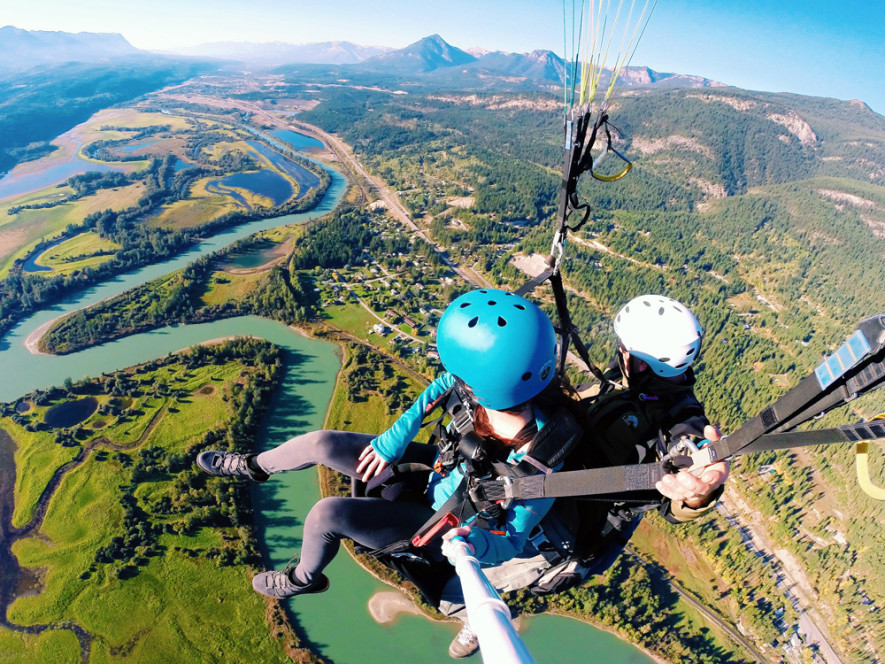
xmin=249 ymin=141 xmax=322 ymax=199
xmin=223 ymin=241 xmax=287 ymax=269
xmin=118 ymin=140 xmax=159 ymax=154
xmin=43 ymin=396 xmax=98 ymax=428
xmin=271 ymin=129 xmax=325 ymax=153
xmin=210 ymin=169 xmax=293 ymax=207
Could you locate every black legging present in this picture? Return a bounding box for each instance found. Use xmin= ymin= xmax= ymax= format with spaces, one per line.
xmin=255 ymin=430 xmax=438 ymax=585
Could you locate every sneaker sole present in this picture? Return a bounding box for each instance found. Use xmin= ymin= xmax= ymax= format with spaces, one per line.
xmin=252 ymin=573 xmax=331 ymax=599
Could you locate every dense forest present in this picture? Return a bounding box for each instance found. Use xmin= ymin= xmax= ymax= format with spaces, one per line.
xmin=295 ymin=79 xmax=885 ymax=661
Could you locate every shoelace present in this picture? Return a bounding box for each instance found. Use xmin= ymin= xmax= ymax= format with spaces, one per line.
xmin=268 ymin=570 xmax=297 ymax=589
xmin=217 ymin=454 xmax=248 ymax=475
xmin=278 ymin=555 xmax=302 ymax=588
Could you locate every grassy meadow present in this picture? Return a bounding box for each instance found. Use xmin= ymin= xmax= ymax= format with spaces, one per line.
xmin=32 ymin=231 xmax=122 ymax=276
xmin=202 ymin=270 xmax=269 ymax=307
xmin=1 ymin=348 xmax=302 ymax=663
xmin=0 ymin=182 xmax=144 ymax=280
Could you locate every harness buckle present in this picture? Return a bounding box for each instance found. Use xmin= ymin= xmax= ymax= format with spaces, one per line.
xmin=496 ymin=476 xmax=514 ymax=510
xmin=550 ymin=230 xmax=566 ymax=276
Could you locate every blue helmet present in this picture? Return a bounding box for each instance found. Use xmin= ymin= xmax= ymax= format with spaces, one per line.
xmin=437 ymin=288 xmax=557 ymax=410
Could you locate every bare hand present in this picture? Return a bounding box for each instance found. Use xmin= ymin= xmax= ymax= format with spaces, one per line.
xmin=356 ymin=444 xmax=389 ymax=483
xmin=656 ymin=425 xmax=730 ymax=508
xmin=442 ymin=526 xmax=475 ymax=558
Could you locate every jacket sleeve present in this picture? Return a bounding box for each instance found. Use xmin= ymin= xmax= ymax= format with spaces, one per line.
xmin=370 ymin=372 xmax=456 ymax=463
xmin=464 ymin=496 xmax=555 ymax=565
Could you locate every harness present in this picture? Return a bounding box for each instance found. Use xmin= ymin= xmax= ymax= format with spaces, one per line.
xmin=354 ymin=381 xmax=583 ymax=545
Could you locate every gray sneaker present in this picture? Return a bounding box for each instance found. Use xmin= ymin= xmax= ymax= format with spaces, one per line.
xmin=448 ymin=623 xmax=479 ymax=659
xmin=196 ymin=450 xmax=268 ymax=481
xmin=251 ymin=568 xmax=330 ymax=599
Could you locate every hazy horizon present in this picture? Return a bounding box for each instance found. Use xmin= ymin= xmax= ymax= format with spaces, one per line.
xmin=1 ymin=1 xmax=882 ymax=114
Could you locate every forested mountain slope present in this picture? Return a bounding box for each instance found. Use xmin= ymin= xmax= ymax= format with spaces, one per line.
xmin=295 ymin=79 xmax=885 ymax=659
xmin=0 ymin=59 xmax=214 ymax=175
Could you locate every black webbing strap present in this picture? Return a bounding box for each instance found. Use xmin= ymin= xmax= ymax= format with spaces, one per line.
xmin=480 ymin=463 xmax=666 ymax=502
xmin=550 ymin=271 xmax=609 ymax=385
xmin=737 ymin=419 xmax=885 ymax=455
xmin=409 ymin=477 xmax=476 ymax=547
xmin=515 ymin=266 xmax=554 ymax=298
xmin=709 ymin=314 xmax=885 ymax=461
xmin=478 ymin=420 xmax=885 ymax=501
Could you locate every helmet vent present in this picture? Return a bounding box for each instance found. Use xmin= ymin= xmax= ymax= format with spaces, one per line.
xmin=497 ymin=317 xmax=507 ymax=327
xmin=479 ymin=290 xmax=488 ymax=294
xmin=514 ymin=304 xmax=526 ymax=311
xmin=459 ymin=302 xmax=472 ymax=309
xmin=468 ymin=316 xmax=479 ymax=328
xmin=687 ymin=348 xmax=695 ymax=355
xmin=658 ymin=357 xmax=670 ymax=362
xmin=659 ymin=307 xmax=665 ymax=315
xmin=675 ymin=362 xmax=688 ymax=368
xmin=488 ymin=300 xmax=497 ymax=305
xmin=643 ymin=300 xmax=651 ymax=307
xmin=521 ymin=372 xmax=532 ymax=381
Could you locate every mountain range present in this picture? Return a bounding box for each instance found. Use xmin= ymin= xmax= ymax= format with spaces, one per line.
xmin=174 ymin=40 xmax=392 ymax=65
xmin=0 ymin=26 xmax=720 ymax=88
xmin=0 ymin=25 xmax=140 ymax=71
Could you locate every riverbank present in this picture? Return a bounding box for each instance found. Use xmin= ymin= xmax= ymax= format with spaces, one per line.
xmin=23 ymin=320 xmax=54 ymax=356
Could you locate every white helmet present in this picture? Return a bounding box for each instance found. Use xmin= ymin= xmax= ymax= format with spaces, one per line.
xmin=613 ymin=295 xmax=703 ymax=378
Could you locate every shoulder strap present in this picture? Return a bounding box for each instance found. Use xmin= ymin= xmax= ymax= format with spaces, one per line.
xmin=513 ymin=407 xmax=583 ymax=476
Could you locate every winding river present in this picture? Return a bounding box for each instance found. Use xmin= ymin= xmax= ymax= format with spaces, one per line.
xmin=0 ymin=139 xmax=652 ymax=664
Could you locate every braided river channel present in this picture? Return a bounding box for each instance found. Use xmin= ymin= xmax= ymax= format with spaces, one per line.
xmin=0 ymin=145 xmax=651 ymax=663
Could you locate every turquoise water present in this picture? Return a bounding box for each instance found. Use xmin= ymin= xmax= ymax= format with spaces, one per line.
xmin=0 ymin=165 xmax=347 ymax=391
xmin=0 ymin=148 xmax=652 ymax=664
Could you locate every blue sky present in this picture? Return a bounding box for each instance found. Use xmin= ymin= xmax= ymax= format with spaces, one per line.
xmin=2 ymin=0 xmax=883 ymax=114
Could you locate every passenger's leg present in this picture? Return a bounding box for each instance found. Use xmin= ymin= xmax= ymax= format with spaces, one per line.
xmin=255 ymin=430 xmax=374 ymax=476
xmin=290 ymin=496 xmax=436 ymax=585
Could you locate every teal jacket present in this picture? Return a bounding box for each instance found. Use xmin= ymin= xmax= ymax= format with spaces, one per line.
xmin=371 ymin=372 xmax=557 ymax=565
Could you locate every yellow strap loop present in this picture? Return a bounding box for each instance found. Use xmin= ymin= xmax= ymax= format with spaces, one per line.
xmin=591 ymin=145 xmax=632 ymax=182
xmin=856 ymin=412 xmax=885 ymax=500
xmin=856 ymin=442 xmax=885 ymax=500
xmin=591 ymin=160 xmax=632 ymax=182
